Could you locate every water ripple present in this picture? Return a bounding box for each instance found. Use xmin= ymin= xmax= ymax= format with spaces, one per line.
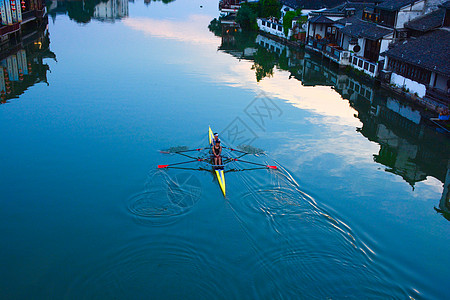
xmin=63 ymin=234 xmax=240 ymax=299
xmin=126 ymin=170 xmax=202 ymax=226
xmin=226 ymin=160 xmax=409 ymax=298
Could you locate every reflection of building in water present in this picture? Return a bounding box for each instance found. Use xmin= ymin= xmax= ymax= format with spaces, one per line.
xmin=0 ymin=18 xmax=55 ymax=104
xmin=48 ymin=0 xmax=128 ymax=24
xmin=256 ymin=34 xmax=304 ymax=70
xmin=300 ymin=45 xmax=450 ymax=195
xmin=93 ymin=0 xmax=128 ymax=22
xmin=219 ymin=31 xmax=450 ymax=220
xmin=218 ymin=26 xmax=257 ymax=60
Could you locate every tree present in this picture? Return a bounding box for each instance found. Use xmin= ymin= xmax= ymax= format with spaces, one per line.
xmin=283 ymin=11 xmax=297 ymax=36
xmin=236 ymin=5 xmax=258 ymax=31
xmin=260 ymin=0 xmax=281 ymax=18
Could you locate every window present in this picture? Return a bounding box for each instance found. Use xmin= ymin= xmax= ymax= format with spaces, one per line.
xmin=369 ymin=64 xmax=375 ymax=73
xmin=272 ymin=23 xmax=276 ymax=29
xmin=262 ymin=20 xmax=266 ymax=26
xmin=388 ymin=58 xmax=431 ymax=85
xmin=278 ymin=25 xmax=282 ymax=31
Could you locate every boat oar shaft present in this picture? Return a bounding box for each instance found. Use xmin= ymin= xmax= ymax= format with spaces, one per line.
xmin=230 ymin=158 xmax=277 ymax=169
xmin=158 ymin=159 xmax=205 ymax=168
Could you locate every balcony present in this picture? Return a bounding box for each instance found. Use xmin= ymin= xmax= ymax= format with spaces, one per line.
xmin=306 ymin=39 xmax=350 ymax=65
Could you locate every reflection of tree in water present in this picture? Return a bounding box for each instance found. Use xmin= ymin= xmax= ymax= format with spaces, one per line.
xmin=252 ymin=47 xmax=277 ymax=82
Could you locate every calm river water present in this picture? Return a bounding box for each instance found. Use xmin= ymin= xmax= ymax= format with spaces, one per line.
xmin=1 ymin=0 xmax=449 ymax=299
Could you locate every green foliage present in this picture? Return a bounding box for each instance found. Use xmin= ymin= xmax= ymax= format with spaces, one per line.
xmin=260 ymin=0 xmax=281 ymax=18
xmin=283 ymin=10 xmax=306 ymax=35
xmin=251 ymin=47 xmax=277 ymax=82
xmin=283 ymin=11 xmax=297 ymax=36
xmin=208 ymin=18 xmax=222 ymax=37
xmin=236 ymin=5 xmax=258 ymax=31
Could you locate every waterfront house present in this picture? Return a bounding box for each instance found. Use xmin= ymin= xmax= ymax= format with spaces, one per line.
xmin=382 ymin=28 xmax=450 ymax=109
xmin=337 ymin=16 xmax=394 ymax=77
xmin=380 ymin=1 xmax=450 ymax=110
xmin=404 ymin=2 xmax=447 ymax=36
xmin=304 ymin=0 xmax=448 ymax=79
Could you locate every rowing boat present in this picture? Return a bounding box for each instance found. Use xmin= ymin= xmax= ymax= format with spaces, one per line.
xmin=157 ymin=127 xmax=277 ymax=197
xmin=209 ymin=126 xmax=226 ymax=196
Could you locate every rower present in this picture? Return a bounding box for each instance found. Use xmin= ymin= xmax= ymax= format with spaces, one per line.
xmin=213 ymin=132 xmax=220 ymax=146
xmin=212 ymin=139 xmax=222 ymax=167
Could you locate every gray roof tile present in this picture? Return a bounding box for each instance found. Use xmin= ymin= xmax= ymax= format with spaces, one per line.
xmin=376 ymin=0 xmax=417 ymax=11
xmin=384 ymin=29 xmax=450 ymax=76
xmin=338 ymin=17 xmax=394 ymax=40
xmin=404 ymin=8 xmax=445 ymax=32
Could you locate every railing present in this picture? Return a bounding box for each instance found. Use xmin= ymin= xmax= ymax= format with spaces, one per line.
xmin=258 ymin=19 xmax=285 ymax=38
xmin=0 ymin=23 xmax=20 ymax=36
xmin=349 ymin=55 xmax=378 ymax=77
xmin=307 ymin=39 xmax=350 ymax=65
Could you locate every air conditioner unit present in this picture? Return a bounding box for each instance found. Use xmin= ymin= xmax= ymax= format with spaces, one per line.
xmin=342 ymin=52 xmax=349 ymax=59
xmin=352 ymin=44 xmax=361 ymax=54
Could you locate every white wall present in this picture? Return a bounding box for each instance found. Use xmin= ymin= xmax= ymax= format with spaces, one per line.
xmin=341 ymin=35 xmax=350 ymax=50
xmin=309 ymin=23 xmax=327 ymax=39
xmin=257 ymin=19 xmax=287 ymax=39
xmin=378 ymin=34 xmax=393 ymax=61
xmin=391 ymin=72 xmax=427 ymax=97
xmin=395 ymin=0 xmax=426 ymax=29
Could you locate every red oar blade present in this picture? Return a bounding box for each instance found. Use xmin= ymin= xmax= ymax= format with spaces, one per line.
xmin=267 ymin=165 xmax=277 ymax=169
xmin=158 ymin=165 xmax=169 ymax=169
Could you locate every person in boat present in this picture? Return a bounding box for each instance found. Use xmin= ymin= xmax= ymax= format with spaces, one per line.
xmin=213 ymin=132 xmax=220 ymax=145
xmin=212 ymin=139 xmax=222 ymax=166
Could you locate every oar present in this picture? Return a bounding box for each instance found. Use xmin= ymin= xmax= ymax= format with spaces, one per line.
xmin=159 ymin=148 xmax=206 ymax=154
xmin=227 ymin=158 xmax=277 ymax=169
xmin=222 ymin=146 xmax=250 ymax=155
xmin=158 ymin=158 xmax=206 ymax=169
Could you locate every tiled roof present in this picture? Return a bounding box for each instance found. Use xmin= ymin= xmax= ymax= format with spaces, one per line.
xmin=376 ymin=0 xmax=417 ymax=11
xmin=384 ymin=28 xmax=450 ymax=76
xmin=339 ymin=16 xmax=394 ymax=40
xmin=309 ymin=15 xmax=335 ymax=24
xmin=281 ymin=0 xmax=346 ymax=10
xmin=404 ymin=8 xmax=445 ymax=32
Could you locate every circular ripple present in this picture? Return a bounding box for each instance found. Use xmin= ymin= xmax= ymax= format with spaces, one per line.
xmin=63 ymin=236 xmax=241 ymax=299
xmin=127 ymin=171 xmax=202 ymax=225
